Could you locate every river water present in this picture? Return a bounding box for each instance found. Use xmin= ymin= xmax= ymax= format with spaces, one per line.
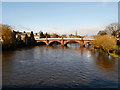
xmin=2 ymin=43 xmax=119 ymax=88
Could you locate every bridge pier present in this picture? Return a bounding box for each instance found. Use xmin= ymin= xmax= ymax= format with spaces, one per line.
xmin=80 ymin=40 xmax=85 ymax=47
xmin=45 ymin=40 xmax=49 ymax=46
xmin=61 ymin=40 xmax=64 ymax=46
xmin=46 ymin=43 xmax=49 ymax=46
xmin=61 ymin=37 xmax=64 ymax=46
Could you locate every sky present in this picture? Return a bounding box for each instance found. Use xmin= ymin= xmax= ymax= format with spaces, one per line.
xmin=2 ymin=2 xmax=118 ymax=36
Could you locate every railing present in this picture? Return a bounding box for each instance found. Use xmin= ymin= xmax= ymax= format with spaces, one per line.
xmin=35 ymin=37 xmax=94 ymax=41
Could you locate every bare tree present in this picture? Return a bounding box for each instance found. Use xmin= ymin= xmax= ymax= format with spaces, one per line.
xmin=105 ymin=23 xmax=118 ymax=35
xmin=97 ymin=30 xmax=107 ymax=36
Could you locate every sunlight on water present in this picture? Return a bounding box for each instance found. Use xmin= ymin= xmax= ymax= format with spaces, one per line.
xmin=2 ymin=43 xmax=118 ymax=88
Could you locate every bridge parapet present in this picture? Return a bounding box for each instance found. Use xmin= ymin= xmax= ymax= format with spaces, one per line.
xmin=35 ymin=38 xmax=94 ymax=41
xmin=35 ymin=37 xmax=94 ymax=46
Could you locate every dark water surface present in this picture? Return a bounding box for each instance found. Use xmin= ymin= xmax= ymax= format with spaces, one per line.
xmin=2 ymin=44 xmax=119 ymax=88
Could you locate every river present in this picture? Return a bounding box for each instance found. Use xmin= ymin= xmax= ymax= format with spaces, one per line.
xmin=2 ymin=43 xmax=119 ymax=88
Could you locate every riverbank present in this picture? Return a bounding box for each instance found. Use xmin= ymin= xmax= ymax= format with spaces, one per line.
xmin=89 ymin=47 xmax=120 ymax=59
xmin=2 ymin=42 xmax=37 ymax=51
xmin=2 ymin=41 xmax=76 ymax=51
xmin=109 ymin=53 xmax=120 ymax=58
xmin=2 ymin=41 xmax=120 ymax=59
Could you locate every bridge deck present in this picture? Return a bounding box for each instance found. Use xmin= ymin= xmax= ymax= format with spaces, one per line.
xmin=35 ymin=38 xmax=94 ymax=41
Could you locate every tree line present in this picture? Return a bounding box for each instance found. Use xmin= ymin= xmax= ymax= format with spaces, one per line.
xmin=0 ymin=24 xmax=36 ymax=49
xmin=90 ymin=23 xmax=120 ymax=57
xmin=97 ymin=23 xmax=120 ymax=37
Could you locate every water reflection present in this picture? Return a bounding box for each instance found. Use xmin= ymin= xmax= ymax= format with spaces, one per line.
xmin=2 ymin=43 xmax=118 ymax=88
xmin=90 ymin=51 xmax=117 ymax=72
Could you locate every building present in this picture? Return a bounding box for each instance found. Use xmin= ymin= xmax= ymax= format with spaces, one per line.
xmin=34 ymin=35 xmax=39 ymax=40
xmin=61 ymin=34 xmax=67 ymax=38
xmin=16 ymin=31 xmax=35 ymax=43
xmin=75 ymin=30 xmax=77 ymax=37
xmin=50 ymin=33 xmax=59 ymax=38
xmin=69 ymin=34 xmax=75 ymax=38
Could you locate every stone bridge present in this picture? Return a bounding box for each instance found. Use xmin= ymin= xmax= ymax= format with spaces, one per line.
xmin=35 ymin=37 xmax=94 ymax=47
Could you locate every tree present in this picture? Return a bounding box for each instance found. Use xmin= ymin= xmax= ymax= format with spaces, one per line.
xmin=51 ymin=33 xmax=58 ymax=38
xmin=105 ymin=23 xmax=118 ymax=35
xmin=97 ymin=30 xmax=107 ymax=36
xmin=1 ymin=24 xmax=16 ymax=48
xmin=90 ymin=35 xmax=116 ymax=53
xmin=0 ymin=24 xmax=11 ymax=36
xmin=97 ymin=23 xmax=119 ymax=37
xmin=44 ymin=32 xmax=50 ymax=38
xmin=30 ymin=31 xmax=34 ymax=40
xmin=116 ymin=29 xmax=120 ymax=38
xmin=112 ymin=30 xmax=117 ymax=37
xmin=35 ymin=33 xmax=37 ymax=35
xmin=0 ymin=24 xmax=11 ymax=31
xmin=17 ymin=35 xmax=21 ymax=41
xmin=39 ymin=31 xmax=45 ymax=38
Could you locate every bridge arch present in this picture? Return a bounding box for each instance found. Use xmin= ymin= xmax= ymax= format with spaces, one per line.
xmin=84 ymin=41 xmax=90 ymax=47
xmin=49 ymin=41 xmax=62 ymax=46
xmin=35 ymin=38 xmax=92 ymax=47
xmin=37 ymin=41 xmax=47 ymax=45
xmin=64 ymin=40 xmax=81 ymax=46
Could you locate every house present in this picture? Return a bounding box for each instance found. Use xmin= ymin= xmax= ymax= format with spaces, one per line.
xmin=34 ymin=35 xmax=40 ymax=40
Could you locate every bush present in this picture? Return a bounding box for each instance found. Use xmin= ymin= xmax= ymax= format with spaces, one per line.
xmin=90 ymin=35 xmax=117 ymax=53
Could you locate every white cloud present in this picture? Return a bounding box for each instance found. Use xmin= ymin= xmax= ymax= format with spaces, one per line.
xmin=41 ymin=25 xmax=105 ymax=36
xmin=13 ymin=24 xmax=33 ymax=31
xmin=13 ymin=24 xmax=105 ymax=36
xmin=77 ymin=25 xmax=105 ymax=36
xmin=44 ymin=27 xmax=68 ymax=35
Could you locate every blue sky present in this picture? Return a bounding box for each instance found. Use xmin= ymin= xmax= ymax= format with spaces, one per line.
xmin=2 ymin=2 xmax=118 ymax=36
